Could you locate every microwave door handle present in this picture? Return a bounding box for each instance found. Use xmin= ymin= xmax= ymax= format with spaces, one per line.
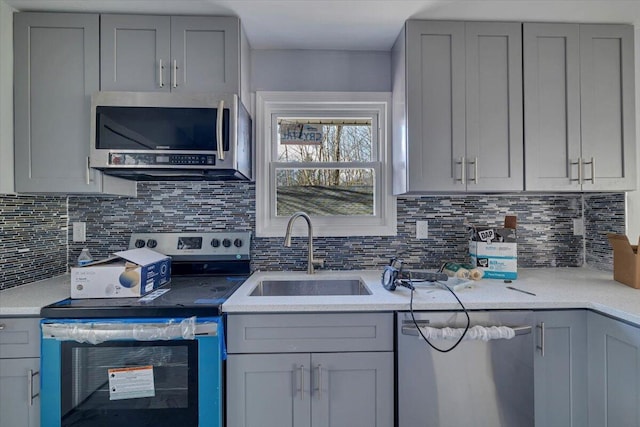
xmin=217 ymin=100 xmax=225 ymax=160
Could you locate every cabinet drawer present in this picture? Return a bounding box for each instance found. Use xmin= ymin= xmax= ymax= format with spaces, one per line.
xmin=0 ymin=318 xmax=41 ymax=358
xmin=227 ymin=312 xmax=393 ymax=353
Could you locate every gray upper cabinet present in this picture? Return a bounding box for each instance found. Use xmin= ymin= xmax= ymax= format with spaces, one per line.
xmin=101 ymin=15 xmax=242 ymax=94
xmin=524 ymin=23 xmax=636 ymax=191
xmin=13 ymin=12 xmax=135 ymax=195
xmin=392 ymin=20 xmax=523 ymax=194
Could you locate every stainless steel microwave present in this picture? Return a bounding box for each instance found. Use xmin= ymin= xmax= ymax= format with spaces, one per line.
xmin=89 ymin=92 xmax=252 ymax=180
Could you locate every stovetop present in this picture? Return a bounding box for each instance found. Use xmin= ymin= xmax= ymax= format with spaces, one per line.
xmin=41 ymin=231 xmax=252 ymax=319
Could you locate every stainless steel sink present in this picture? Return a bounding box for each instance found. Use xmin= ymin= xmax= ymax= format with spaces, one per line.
xmin=249 ymin=279 xmax=371 ymax=296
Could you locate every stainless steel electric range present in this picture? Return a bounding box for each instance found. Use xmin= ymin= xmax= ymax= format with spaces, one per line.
xmin=41 ymin=231 xmax=251 ymax=318
xmin=39 ymin=231 xmax=251 ymax=427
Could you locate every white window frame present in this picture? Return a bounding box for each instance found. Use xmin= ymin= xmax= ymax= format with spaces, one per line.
xmin=255 ymin=91 xmax=396 ymax=238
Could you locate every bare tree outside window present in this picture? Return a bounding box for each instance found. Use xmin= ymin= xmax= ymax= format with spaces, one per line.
xmin=276 ymin=119 xmax=374 ymax=216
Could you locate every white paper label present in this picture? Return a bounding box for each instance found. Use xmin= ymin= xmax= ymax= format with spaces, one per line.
xmin=108 ymin=366 xmax=156 ymax=400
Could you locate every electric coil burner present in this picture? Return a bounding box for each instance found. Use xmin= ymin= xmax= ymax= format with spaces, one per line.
xmin=41 ymin=231 xmax=251 ymax=318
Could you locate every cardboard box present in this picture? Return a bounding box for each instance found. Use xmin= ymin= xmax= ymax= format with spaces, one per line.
xmin=71 ymin=248 xmax=171 ymax=299
xmin=608 ymin=234 xmax=640 ymax=289
xmin=469 ymin=216 xmax=518 ymax=280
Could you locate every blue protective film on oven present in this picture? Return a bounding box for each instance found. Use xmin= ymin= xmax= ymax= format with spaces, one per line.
xmin=40 ymin=332 xmax=62 ymax=427
xmin=197 ymin=321 xmax=223 ymax=427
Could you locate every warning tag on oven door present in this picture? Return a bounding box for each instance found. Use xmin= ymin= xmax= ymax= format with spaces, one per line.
xmin=108 ymin=366 xmax=156 ymax=400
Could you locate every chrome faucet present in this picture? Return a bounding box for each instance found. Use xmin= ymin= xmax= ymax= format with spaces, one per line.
xmin=283 ymin=212 xmax=324 ymax=274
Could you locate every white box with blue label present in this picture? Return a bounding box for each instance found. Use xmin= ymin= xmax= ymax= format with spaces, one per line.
xmin=468 ymin=216 xmax=518 ymax=280
xmin=71 ymin=248 xmax=171 ymax=298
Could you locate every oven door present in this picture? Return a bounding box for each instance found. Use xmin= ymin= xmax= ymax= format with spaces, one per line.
xmin=40 ymin=317 xmax=223 ymax=427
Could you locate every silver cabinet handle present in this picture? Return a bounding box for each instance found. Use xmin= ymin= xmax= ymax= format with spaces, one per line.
xmin=27 ymin=370 xmax=40 ymax=406
xmin=467 ymin=157 xmax=478 ymax=184
xmin=570 ymin=158 xmax=583 ymax=184
xmin=299 ymin=365 xmax=305 ymax=401
xmin=455 ymin=157 xmax=466 ymax=184
xmin=171 ymin=59 xmax=178 ymax=88
xmin=0 ymin=323 xmax=5 ymax=330
xmin=217 ymin=100 xmax=225 ymax=160
xmin=158 ymin=59 xmax=165 ymax=88
xmin=315 ymin=364 xmax=323 ymax=399
xmin=536 ymin=322 xmax=545 ymax=357
xmin=584 ymin=157 xmax=595 ymax=184
xmin=86 ymin=157 xmax=91 ymax=185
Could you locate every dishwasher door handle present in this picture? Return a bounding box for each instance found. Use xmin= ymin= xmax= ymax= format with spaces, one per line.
xmin=401 ymin=324 xmax=532 ymax=337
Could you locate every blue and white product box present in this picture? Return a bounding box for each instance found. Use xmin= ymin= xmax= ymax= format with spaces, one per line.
xmin=468 ymin=216 xmax=518 ymax=280
xmin=71 ymin=248 xmax=171 ymax=298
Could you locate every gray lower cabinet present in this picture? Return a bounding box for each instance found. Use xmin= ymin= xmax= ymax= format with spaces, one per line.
xmin=588 ymin=311 xmax=640 ymax=426
xmin=226 ymin=313 xmax=394 ymax=427
xmin=534 ymin=310 xmax=588 ymax=427
xmin=0 ymin=318 xmax=41 ymax=427
xmin=523 ymin=23 xmax=636 ymax=191
xmin=392 ymin=20 xmax=523 ymax=194
xmin=13 ymin=12 xmax=135 ymax=195
xmin=100 ymin=14 xmax=242 ymax=94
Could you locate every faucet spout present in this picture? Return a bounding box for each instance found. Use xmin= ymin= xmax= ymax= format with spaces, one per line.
xmin=284 ymin=211 xmax=322 ymax=274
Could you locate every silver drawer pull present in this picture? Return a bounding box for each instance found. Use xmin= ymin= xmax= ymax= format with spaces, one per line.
xmin=0 ymin=323 xmax=5 ymax=330
xmin=28 ymin=370 xmax=40 ymax=406
xmin=316 ymin=364 xmax=323 ymax=400
xmin=299 ymin=365 xmax=305 ymax=401
xmin=536 ymin=322 xmax=545 ymax=357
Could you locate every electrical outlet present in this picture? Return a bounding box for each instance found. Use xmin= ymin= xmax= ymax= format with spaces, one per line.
xmin=573 ymin=218 xmax=584 ymax=236
xmin=73 ymin=222 xmax=86 ymax=242
xmin=416 ymin=220 xmax=428 ymax=239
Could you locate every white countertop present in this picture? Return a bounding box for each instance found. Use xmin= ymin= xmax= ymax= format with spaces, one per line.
xmin=0 ymin=274 xmax=71 ymax=316
xmin=3 ymin=268 xmax=640 ymax=326
xmin=222 ymin=267 xmax=640 ymax=325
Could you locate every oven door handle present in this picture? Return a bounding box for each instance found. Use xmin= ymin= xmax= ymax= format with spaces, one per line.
xmin=42 ymin=319 xmax=218 ymax=344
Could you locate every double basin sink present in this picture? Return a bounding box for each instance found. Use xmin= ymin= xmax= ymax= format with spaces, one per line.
xmin=249 ymin=278 xmax=371 ymax=296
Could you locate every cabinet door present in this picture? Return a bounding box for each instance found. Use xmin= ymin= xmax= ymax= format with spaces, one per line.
xmin=534 ymin=310 xmax=587 ymax=427
xmin=0 ymin=358 xmax=40 ymax=427
xmin=465 ymin=22 xmax=523 ymax=192
xmin=227 ymin=353 xmax=311 ymax=427
xmin=405 ymin=21 xmax=466 ymax=192
xmin=100 ymin=14 xmax=171 ymax=92
xmin=13 ymin=13 xmax=103 ymax=193
xmin=588 ymin=312 xmax=640 ymax=427
xmin=311 ymin=352 xmax=393 ymax=427
xmin=523 ymin=23 xmax=582 ymax=191
xmin=580 ymin=24 xmax=636 ymax=191
xmin=170 ymin=16 xmax=240 ymax=93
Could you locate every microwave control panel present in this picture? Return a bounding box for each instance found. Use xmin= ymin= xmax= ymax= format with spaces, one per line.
xmin=109 ymin=153 xmax=216 ymax=167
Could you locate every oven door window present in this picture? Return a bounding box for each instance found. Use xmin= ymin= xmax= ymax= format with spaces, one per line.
xmin=60 ymin=340 xmax=198 ymax=427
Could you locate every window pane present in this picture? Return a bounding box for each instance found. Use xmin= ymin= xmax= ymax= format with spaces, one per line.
xmin=277 ymin=119 xmax=372 ymax=162
xmin=275 ymin=168 xmax=374 ymax=216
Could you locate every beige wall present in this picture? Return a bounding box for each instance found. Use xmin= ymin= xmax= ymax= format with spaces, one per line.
xmin=0 ymin=0 xmax=14 ymax=193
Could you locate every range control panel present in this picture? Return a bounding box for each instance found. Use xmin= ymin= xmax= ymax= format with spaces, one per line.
xmin=129 ymin=232 xmax=251 ymax=260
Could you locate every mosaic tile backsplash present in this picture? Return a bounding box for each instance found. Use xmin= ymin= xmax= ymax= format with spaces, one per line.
xmin=0 ymin=194 xmax=67 ymax=289
xmin=0 ymin=183 xmax=626 ymax=290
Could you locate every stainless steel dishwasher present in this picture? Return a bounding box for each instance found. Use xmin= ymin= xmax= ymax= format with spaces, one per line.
xmin=397 ymin=311 xmax=535 ymax=427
